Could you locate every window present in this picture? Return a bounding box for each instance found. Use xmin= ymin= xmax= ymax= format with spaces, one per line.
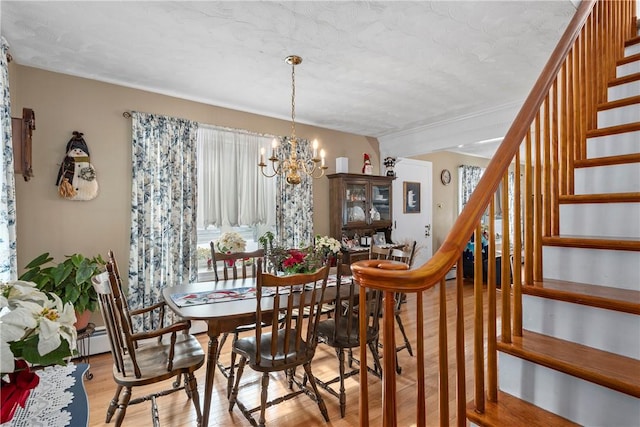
xmin=196 ymin=125 xmax=276 ymax=281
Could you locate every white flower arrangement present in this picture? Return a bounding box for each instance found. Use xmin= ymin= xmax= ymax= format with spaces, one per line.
xmin=0 ymin=281 xmax=77 ymax=374
xmin=315 ymin=235 xmax=342 ymax=255
xmin=216 ymin=232 xmax=247 ymax=254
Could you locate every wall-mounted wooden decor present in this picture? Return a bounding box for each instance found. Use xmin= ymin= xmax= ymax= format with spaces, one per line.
xmin=11 ymin=107 xmax=35 ymax=181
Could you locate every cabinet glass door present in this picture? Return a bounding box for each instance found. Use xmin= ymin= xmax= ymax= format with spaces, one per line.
xmin=371 ymin=183 xmax=391 ymax=222
xmin=345 ymin=182 xmax=368 ymax=225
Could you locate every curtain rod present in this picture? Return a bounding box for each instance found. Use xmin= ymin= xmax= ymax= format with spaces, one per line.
xmin=122 ymin=110 xmax=278 ymax=139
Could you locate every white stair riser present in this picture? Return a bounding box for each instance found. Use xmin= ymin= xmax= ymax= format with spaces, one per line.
xmin=597 ymin=104 xmax=640 ymax=128
xmin=617 ymin=60 xmax=640 ymax=77
xmin=609 ymin=81 xmax=640 ymax=100
xmin=522 ymin=295 xmax=640 ymax=358
xmin=626 ymin=43 xmax=640 ymax=56
xmin=574 ymin=163 xmax=640 ymax=194
xmin=587 ymin=130 xmax=640 ymax=158
xmin=499 ymin=354 xmax=640 ymax=427
xmin=543 ymin=246 xmax=640 ymax=291
xmin=559 ymin=203 xmax=640 ymax=238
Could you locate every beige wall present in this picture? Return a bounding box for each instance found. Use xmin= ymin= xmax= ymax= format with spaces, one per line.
xmin=9 ymin=64 xmax=380 ymax=277
xmin=411 ymin=151 xmax=490 ymax=252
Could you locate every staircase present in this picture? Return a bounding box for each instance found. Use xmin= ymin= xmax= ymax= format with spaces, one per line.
xmin=350 ymin=2 xmax=639 ymax=426
xmin=469 ymin=32 xmax=640 ymax=427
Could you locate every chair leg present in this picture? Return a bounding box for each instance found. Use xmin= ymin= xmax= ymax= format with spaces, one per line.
xmin=302 ymin=362 xmax=330 ymax=422
xmin=106 ymin=385 xmax=123 ymax=422
xmin=395 ymin=312 xmax=414 ymax=356
xmin=259 ymin=372 xmax=270 ymax=427
xmin=336 ymin=348 xmax=347 ymax=418
xmin=227 ymin=332 xmax=239 ymax=398
xmin=215 ymin=332 xmax=230 ymax=376
xmin=114 ymin=386 xmax=132 ymax=427
xmin=228 ymin=356 xmax=246 ymax=412
xmin=368 ymin=341 xmax=383 ymax=378
xmin=186 ymin=372 xmax=203 ymax=427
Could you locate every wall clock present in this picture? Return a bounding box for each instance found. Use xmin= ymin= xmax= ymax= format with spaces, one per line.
xmin=440 ymin=169 xmax=451 ymax=185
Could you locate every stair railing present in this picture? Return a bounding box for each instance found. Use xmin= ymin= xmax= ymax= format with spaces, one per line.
xmin=350 ymin=1 xmax=636 ymax=426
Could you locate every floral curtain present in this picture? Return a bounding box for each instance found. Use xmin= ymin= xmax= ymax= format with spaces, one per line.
xmin=0 ymin=38 xmax=17 ymax=282
xmin=458 ymin=165 xmax=484 ymax=213
xmin=129 ymin=112 xmax=198 ymax=331
xmin=276 ymin=137 xmax=314 ymax=249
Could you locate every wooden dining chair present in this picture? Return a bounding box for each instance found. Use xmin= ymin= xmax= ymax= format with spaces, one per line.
xmin=92 ymin=251 xmax=205 ymax=427
xmin=387 ymin=241 xmax=417 ymax=374
xmin=369 ymin=243 xmax=391 ymax=261
xmin=315 ymin=255 xmax=383 ymax=417
xmin=210 ymin=243 xmax=265 ymax=396
xmin=229 ymin=259 xmax=330 ymax=427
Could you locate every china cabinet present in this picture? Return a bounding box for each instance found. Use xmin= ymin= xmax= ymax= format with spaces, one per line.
xmin=328 ymin=173 xmax=395 ymax=263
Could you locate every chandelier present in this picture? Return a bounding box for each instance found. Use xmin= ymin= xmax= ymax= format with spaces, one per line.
xmin=258 ymin=55 xmax=328 ymax=185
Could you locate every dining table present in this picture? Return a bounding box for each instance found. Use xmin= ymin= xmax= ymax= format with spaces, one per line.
xmin=162 ymin=274 xmax=345 ymax=427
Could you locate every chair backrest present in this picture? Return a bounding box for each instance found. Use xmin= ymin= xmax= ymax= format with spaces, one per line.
xmin=369 ymin=244 xmax=390 ymax=260
xmin=331 ymin=255 xmax=383 ymax=347
xmin=210 ymin=242 xmax=265 ymax=281
xmin=388 ymin=241 xmax=416 ymax=267
xmin=253 ymin=259 xmax=330 ymax=366
xmin=92 ymin=251 xmax=180 ymax=378
xmin=92 ymin=253 xmax=140 ymax=377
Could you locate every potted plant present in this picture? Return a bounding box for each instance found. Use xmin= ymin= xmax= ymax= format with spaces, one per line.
xmin=18 ymin=252 xmax=106 ymax=330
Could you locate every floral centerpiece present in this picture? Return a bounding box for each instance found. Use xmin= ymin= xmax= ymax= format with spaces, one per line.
xmin=314 ymin=235 xmax=342 ymax=261
xmin=216 ymin=232 xmax=247 ymax=254
xmin=0 ymin=280 xmax=77 ymax=423
xmin=215 ymin=232 xmax=247 ymax=267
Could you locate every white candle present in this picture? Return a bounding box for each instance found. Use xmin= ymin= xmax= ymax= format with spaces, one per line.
xmin=271 ymin=138 xmax=278 ymax=157
xmin=320 ymin=149 xmax=326 ymax=167
xmin=312 ymin=139 xmax=318 ymax=158
xmin=260 ymin=147 xmax=265 ymax=164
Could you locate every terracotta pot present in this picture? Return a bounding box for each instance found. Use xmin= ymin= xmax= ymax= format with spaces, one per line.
xmin=74 ymin=310 xmax=92 ymax=331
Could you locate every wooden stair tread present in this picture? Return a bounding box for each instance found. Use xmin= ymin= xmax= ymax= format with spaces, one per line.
xmin=624 ymin=35 xmax=640 ymax=47
xmin=608 ymin=71 xmax=640 ymax=87
xmin=524 ymin=279 xmax=640 ymax=315
xmin=574 ymin=153 xmax=640 ymax=168
xmin=597 ymin=94 xmax=640 ymax=111
xmin=618 ymin=52 xmax=640 ymax=65
xmin=586 ymin=121 xmax=640 ymax=137
xmin=542 ymin=235 xmax=640 ymax=251
xmin=497 ymin=331 xmax=640 ymax=397
xmin=466 ymin=390 xmax=579 ymax=427
xmin=558 ymin=192 xmax=640 ymax=204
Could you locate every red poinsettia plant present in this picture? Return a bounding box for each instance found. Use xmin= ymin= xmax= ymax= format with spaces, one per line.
xmin=281 ymin=249 xmax=323 ymax=275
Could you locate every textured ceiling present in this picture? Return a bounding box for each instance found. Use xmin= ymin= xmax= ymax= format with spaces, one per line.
xmin=1 ymin=1 xmax=577 ymax=156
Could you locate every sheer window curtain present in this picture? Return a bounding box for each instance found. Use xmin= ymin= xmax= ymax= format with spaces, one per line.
xmin=0 ymin=37 xmax=17 ymax=281
xmin=196 ymin=125 xmax=275 ymax=231
xmin=129 ymin=112 xmax=198 ymax=331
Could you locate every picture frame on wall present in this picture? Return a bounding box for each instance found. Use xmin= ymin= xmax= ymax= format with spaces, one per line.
xmin=403 ymin=181 xmax=421 ymax=213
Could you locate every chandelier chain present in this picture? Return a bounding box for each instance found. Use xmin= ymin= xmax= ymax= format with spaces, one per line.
xmin=290 ymin=60 xmax=296 ymax=142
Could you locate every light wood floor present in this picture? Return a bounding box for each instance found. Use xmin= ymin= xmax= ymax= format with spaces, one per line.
xmin=83 ymin=280 xmax=499 ymax=426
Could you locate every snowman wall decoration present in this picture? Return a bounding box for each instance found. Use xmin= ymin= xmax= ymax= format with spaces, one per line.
xmin=56 ymin=131 xmax=99 ymax=201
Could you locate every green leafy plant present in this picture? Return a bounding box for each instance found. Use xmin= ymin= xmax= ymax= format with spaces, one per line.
xmin=258 ymin=231 xmax=275 ymax=253
xmin=18 ymin=252 xmax=106 ymax=314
